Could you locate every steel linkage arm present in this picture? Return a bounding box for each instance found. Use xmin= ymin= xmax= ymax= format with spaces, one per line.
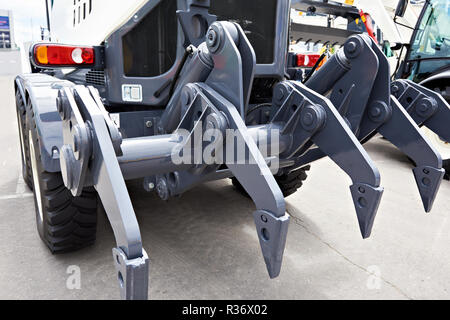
xmin=392 ymin=79 xmax=450 ymax=143
xmin=57 ymin=86 xmax=149 ymax=300
xmin=389 ymin=78 xmax=450 ymax=209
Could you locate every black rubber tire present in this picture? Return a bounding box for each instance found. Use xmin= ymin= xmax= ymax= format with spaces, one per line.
xmin=443 ymin=159 xmax=450 ymax=181
xmin=274 ymin=165 xmax=311 ymax=197
xmin=27 ymin=103 xmax=98 ymax=253
xmin=15 ymin=90 xmax=32 ymax=189
xmin=231 ymin=165 xmax=310 ymax=198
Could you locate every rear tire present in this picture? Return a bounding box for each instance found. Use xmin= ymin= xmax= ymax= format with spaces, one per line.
xmin=231 ymin=166 xmax=310 ymax=198
xmin=27 ymin=105 xmax=98 ymax=253
xmin=15 ymin=90 xmax=32 ymax=189
xmin=444 ymin=160 xmax=450 ymax=181
xmin=274 ymin=165 xmax=310 ymax=197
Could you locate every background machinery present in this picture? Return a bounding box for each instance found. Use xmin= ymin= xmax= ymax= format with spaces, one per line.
xmin=290 ymin=0 xmax=450 ymax=177
xmin=393 ymin=0 xmax=450 ymax=176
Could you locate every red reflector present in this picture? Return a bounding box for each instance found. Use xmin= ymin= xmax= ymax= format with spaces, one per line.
xmin=33 ymin=44 xmax=95 ymax=67
xmin=307 ymin=54 xmax=320 ymax=67
xmin=296 ymin=54 xmax=321 ymax=68
xmin=296 ymin=54 xmax=305 ymax=67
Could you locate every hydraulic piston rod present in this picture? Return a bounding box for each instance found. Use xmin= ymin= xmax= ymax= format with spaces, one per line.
xmin=305 ymin=49 xmax=350 ymax=95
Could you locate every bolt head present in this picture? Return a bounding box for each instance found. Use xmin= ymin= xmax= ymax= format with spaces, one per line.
xmin=52 ymin=147 xmax=59 ymax=159
xmin=418 ymin=103 xmax=429 ymax=112
xmin=344 ymin=37 xmax=362 ymax=58
xmin=206 ymin=120 xmax=215 ymax=130
xmin=56 ymin=97 xmax=63 ymax=114
xmin=422 ymin=177 xmax=431 ymax=186
xmin=275 ymin=87 xmax=285 ymax=103
xmin=57 ymin=95 xmax=70 ymax=120
xmin=60 ymin=145 xmax=76 ymax=190
xmin=415 ymin=98 xmax=435 ymax=117
xmin=370 ymin=107 xmax=381 ymax=117
xmin=73 ymin=132 xmax=80 ymax=152
xmin=145 ymin=120 xmax=153 ymax=128
xmin=347 ymin=41 xmax=357 ymax=53
xmin=302 ymin=113 xmax=314 ymax=126
xmin=156 ymin=179 xmax=169 ymax=200
xmin=206 ymin=29 xmax=217 ymax=47
xmin=181 ymin=90 xmax=191 ymax=107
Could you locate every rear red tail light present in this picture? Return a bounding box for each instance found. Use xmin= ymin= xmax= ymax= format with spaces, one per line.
xmin=296 ymin=54 xmax=321 ymax=68
xmin=32 ymin=44 xmax=95 ymax=67
xmin=359 ymin=10 xmax=377 ymax=42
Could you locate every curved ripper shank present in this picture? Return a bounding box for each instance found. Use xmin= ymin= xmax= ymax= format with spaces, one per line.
xmin=286 ymin=81 xmax=383 ymax=238
xmin=357 ymin=37 xmax=444 ymax=212
xmin=203 ymin=21 xmax=290 ymax=278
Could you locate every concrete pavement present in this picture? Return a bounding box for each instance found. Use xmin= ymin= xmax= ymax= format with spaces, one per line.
xmin=0 ymin=75 xmax=449 ymax=300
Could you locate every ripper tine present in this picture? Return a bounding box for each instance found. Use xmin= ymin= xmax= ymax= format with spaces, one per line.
xmin=202 ymin=85 xmax=289 ymax=278
xmin=358 ymin=96 xmax=444 ymax=213
xmin=350 ymin=183 xmax=383 ymax=238
xmin=342 ymin=35 xmax=445 ymax=214
xmin=288 ymin=81 xmax=384 ymax=238
xmin=378 ymin=97 xmax=444 ymax=212
xmin=197 ymin=23 xmax=292 ymax=279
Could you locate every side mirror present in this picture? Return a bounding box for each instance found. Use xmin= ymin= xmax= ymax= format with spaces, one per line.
xmin=395 ymin=0 xmax=409 ymax=18
xmin=390 ymin=42 xmax=403 ymax=51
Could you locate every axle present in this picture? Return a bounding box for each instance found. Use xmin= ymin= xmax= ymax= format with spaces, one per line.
xmin=117 ymin=123 xmax=290 ymax=180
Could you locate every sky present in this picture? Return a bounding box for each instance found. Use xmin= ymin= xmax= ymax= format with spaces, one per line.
xmin=0 ymin=0 xmax=48 ymax=46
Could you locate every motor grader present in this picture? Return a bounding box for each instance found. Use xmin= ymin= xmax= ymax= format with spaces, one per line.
xmin=14 ymin=0 xmax=450 ymax=299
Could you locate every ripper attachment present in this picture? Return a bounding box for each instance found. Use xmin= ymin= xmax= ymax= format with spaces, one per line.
xmin=301 ymin=34 xmax=444 ymax=213
xmin=56 ymin=22 xmax=387 ymax=296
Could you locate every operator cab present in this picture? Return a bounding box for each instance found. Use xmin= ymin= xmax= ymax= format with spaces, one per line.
xmin=399 ymin=0 xmax=450 ymax=85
